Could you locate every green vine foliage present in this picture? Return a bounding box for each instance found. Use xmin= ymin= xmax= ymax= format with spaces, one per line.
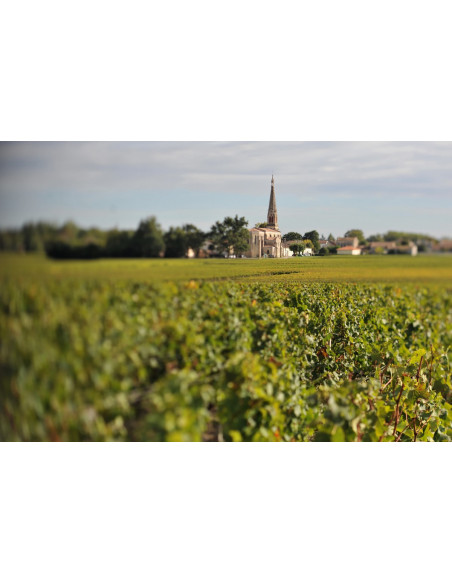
xmin=1 ymin=280 xmax=451 ymax=441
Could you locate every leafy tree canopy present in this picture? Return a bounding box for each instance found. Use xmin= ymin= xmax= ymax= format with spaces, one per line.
xmin=344 ymin=229 xmax=366 ymax=245
xmin=182 ymin=224 xmax=205 ymax=256
xmin=131 ymin=216 xmax=165 ymax=258
xmin=209 ymin=215 xmax=249 ymax=257
xmin=289 ymin=243 xmax=305 ymax=256
xmin=164 ymin=227 xmax=188 ymax=258
xmin=367 ymin=234 xmax=384 ymax=243
xmin=105 ymin=229 xmax=134 ymax=257
xmin=303 ymin=231 xmax=320 ymax=252
xmin=282 ymin=232 xmax=303 ymax=241
xmin=382 ymin=231 xmax=438 ymax=243
xmin=366 ymin=231 xmax=438 ymax=244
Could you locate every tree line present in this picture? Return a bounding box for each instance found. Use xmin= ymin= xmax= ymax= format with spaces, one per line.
xmin=0 ymin=220 xmax=441 ymax=259
xmin=282 ymin=230 xmax=321 ymax=254
xmin=0 ymin=216 xmax=250 ymax=259
xmin=334 ymin=229 xmax=438 ymax=246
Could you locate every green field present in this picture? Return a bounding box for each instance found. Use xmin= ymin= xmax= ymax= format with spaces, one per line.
xmin=2 ymin=253 xmax=452 ymax=285
xmin=1 ymin=253 xmax=451 ymax=441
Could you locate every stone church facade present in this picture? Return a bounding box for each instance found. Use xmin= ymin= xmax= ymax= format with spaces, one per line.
xmin=247 ymin=176 xmax=286 ymax=258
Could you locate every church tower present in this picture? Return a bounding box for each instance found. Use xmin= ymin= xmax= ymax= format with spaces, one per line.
xmin=267 ymin=175 xmax=279 ymax=230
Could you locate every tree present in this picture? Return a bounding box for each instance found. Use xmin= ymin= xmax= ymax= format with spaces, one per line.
xmin=164 ymin=227 xmax=187 ymax=258
xmin=383 ymin=231 xmax=437 ymax=244
xmin=344 ymin=229 xmax=366 ymax=245
xmin=289 ymin=243 xmax=304 ymax=256
xmin=106 ymin=229 xmax=133 ymax=257
xmin=255 ymin=222 xmax=269 ymax=228
xmin=327 ymin=233 xmax=335 ymax=242
xmin=282 ymin=232 xmax=303 ymax=241
xmin=182 ymin=224 xmax=205 ymax=257
xmin=303 ymin=230 xmax=320 ymax=252
xmin=131 ymin=216 xmax=165 ymax=257
xmin=209 ymin=215 xmax=249 ymax=257
xmin=21 ymin=222 xmax=44 ymax=252
xmin=58 ymin=221 xmax=79 ymax=244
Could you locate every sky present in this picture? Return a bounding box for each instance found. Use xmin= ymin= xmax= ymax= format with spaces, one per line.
xmin=1 ymin=141 xmax=451 ymax=239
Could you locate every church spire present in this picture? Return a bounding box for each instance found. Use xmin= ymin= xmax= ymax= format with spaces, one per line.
xmin=267 ymin=175 xmax=279 ymax=230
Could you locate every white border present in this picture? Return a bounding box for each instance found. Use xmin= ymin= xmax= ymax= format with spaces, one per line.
xmin=1 ymin=2 xmax=451 ymax=582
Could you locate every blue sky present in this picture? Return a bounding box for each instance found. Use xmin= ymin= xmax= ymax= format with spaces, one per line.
xmin=1 ymin=141 xmax=451 ymax=238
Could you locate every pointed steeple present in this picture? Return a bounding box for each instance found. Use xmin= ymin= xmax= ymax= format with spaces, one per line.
xmin=267 ymin=175 xmax=279 ymax=230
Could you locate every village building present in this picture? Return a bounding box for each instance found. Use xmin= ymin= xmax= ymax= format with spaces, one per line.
xmin=248 ymin=176 xmax=290 ymax=258
xmin=318 ymin=239 xmax=336 ymax=249
xmin=366 ymin=240 xmax=418 ymax=255
xmin=368 ymin=241 xmax=397 ymax=253
xmin=336 ymin=236 xmax=359 ymax=248
xmin=433 ymin=238 xmax=452 ymax=253
xmin=337 ymin=246 xmax=362 ymax=256
xmin=391 ymin=242 xmax=418 ymax=256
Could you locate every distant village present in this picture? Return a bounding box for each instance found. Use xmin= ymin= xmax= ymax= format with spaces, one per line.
xmin=214 ymin=176 xmax=450 ymax=260
xmin=0 ymin=175 xmax=451 ymax=260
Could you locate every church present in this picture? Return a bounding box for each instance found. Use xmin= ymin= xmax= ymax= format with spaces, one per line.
xmin=247 ymin=176 xmax=288 ymax=258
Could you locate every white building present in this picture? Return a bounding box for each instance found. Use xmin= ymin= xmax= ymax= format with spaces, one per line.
xmin=337 ymin=246 xmax=361 ymax=256
xmin=337 ymin=237 xmax=359 ymax=248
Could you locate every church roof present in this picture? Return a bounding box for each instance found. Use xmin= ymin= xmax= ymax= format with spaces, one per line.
xmin=249 ymin=226 xmax=281 ymax=233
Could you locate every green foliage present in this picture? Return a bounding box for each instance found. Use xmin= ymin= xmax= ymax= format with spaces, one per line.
xmin=368 ymin=231 xmax=438 ymax=244
xmin=0 ymin=230 xmax=25 ymax=252
xmin=283 ymin=232 xmax=303 ymax=241
xmin=164 ymin=227 xmax=188 ymax=258
xmin=182 ymin=224 xmax=205 ymax=257
xmin=303 ymin=231 xmax=320 ymax=252
xmin=131 ymin=217 xmax=165 ymax=258
xmin=209 ymin=215 xmax=249 ymax=257
xmin=373 ymin=246 xmax=386 ymax=255
xmin=0 ymin=219 xmax=206 ymax=260
xmin=22 ymin=222 xmax=45 ymax=252
xmin=344 ymin=229 xmax=367 ymax=245
xmin=105 ymin=229 xmax=134 ymax=257
xmin=163 ymin=224 xmax=206 ymax=258
xmin=289 ymin=243 xmax=304 ymax=256
xmin=45 ymin=241 xmax=104 ymax=260
xmin=1 ymin=277 xmax=451 ymax=442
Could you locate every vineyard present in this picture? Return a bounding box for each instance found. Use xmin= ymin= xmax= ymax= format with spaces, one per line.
xmin=2 ymin=253 xmax=452 ymax=285
xmin=1 ymin=254 xmax=451 ymax=441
